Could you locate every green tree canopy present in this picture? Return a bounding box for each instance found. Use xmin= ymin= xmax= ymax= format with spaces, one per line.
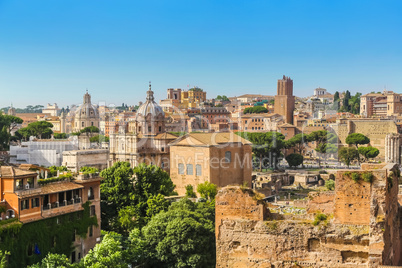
xmin=285 ymin=153 xmax=303 ymax=168
xmin=80 ymin=126 xmax=100 ymax=134
xmin=358 ymin=146 xmax=379 ymax=161
xmin=131 ymin=198 xmax=215 ymax=268
xmin=0 ymin=112 xmax=23 ymax=149
xmin=243 ymin=106 xmax=268 ymax=114
xmin=89 ymin=134 xmax=109 ymax=143
xmin=100 ymin=162 xmax=176 ymax=232
xmin=237 ymin=131 xmax=285 ymax=170
xmin=81 ymin=233 xmax=127 ymax=268
xmin=339 ymin=147 xmax=359 ymax=167
xmin=53 ymin=133 xmax=67 ymax=139
xmin=196 ymin=182 xmax=217 ymax=200
xmin=28 ymin=253 xmax=72 ymax=268
xmin=185 ymin=184 xmax=197 ymax=198
xmin=216 ymin=95 xmax=229 ymax=101
xmin=346 ymin=133 xmax=370 ymax=148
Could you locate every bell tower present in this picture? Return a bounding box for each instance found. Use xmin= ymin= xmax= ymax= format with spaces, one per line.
xmin=274 ymin=75 xmax=295 ymax=124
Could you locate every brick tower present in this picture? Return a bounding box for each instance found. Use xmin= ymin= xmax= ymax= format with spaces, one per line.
xmin=274 ymin=75 xmax=295 ymax=124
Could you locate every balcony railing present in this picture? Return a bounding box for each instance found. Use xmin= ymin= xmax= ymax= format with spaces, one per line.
xmin=42 ymin=197 xmax=81 ymax=211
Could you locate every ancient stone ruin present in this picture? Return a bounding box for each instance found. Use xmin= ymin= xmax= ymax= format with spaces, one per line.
xmin=216 ymin=163 xmax=402 ymax=267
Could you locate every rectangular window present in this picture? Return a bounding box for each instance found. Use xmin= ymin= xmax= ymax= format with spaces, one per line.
xmin=21 ymin=199 xmax=29 ymax=210
xmin=89 ymin=226 xmax=93 ymax=237
xmin=196 ymin=164 xmax=202 ymax=176
xmin=186 ymin=164 xmax=193 ymax=175
xmin=225 ymin=151 xmax=232 ymax=163
xmin=82 ymin=122 xmax=84 ymax=127
xmin=178 ymin=163 xmax=185 ymax=175
xmin=31 ymin=198 xmax=40 ymax=208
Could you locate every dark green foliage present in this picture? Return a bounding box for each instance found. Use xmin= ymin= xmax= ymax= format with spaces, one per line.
xmin=362 ymin=172 xmax=373 ymax=183
xmin=133 ymin=198 xmax=215 ymax=268
xmin=0 ymin=202 xmax=97 ymax=268
xmin=339 ymin=147 xmax=359 ymax=167
xmin=196 ymin=182 xmax=217 ymax=200
xmin=80 ymin=126 xmax=99 ymax=134
xmin=215 ymin=95 xmax=229 ymax=101
xmin=89 ymin=134 xmax=109 ymax=143
xmin=351 ymin=172 xmax=360 ymax=182
xmin=284 ymin=133 xmax=311 ymax=153
xmin=358 ymin=146 xmax=379 ymax=161
xmin=100 ymin=162 xmax=176 ymax=232
xmin=185 ymin=185 xmax=197 ymax=198
xmin=0 ymin=250 xmax=10 ymax=268
xmin=334 ymin=91 xmax=340 ymax=101
xmin=1 ymin=105 xmax=43 ymax=114
xmin=325 ymin=179 xmax=335 ymax=190
xmin=236 ymin=131 xmax=285 ymax=170
xmin=285 ymin=153 xmax=303 ymax=168
xmin=346 ymin=133 xmax=370 ymax=148
xmin=312 ymin=213 xmax=328 ymax=226
xmin=243 ymin=106 xmax=268 ymax=114
xmin=0 ymin=112 xmax=23 ymax=149
xmin=19 ymin=121 xmax=54 ymax=139
xmin=53 ymin=133 xmax=67 ymax=139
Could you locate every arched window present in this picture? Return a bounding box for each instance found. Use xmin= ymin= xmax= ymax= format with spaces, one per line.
xmin=225 ymin=151 xmax=232 ymax=163
xmin=88 ymin=187 xmax=94 ymax=200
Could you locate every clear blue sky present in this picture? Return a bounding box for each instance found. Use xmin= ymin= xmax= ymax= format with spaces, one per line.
xmin=0 ymin=0 xmax=401 ymax=108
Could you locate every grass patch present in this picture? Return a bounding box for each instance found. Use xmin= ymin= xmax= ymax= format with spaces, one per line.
xmin=312 ymin=213 xmax=328 ymax=226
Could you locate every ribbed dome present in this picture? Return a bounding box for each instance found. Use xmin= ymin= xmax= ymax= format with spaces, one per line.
xmin=75 ymin=92 xmax=98 ymax=118
xmin=136 ymin=85 xmax=164 ymax=120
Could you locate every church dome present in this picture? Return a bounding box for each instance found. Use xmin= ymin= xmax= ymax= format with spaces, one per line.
xmin=136 ymin=84 xmax=164 ymax=120
xmin=75 ymin=91 xmax=98 ymax=119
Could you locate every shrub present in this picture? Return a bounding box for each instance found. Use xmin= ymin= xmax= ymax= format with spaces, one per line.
xmin=325 ymin=180 xmax=335 ymax=191
xmin=351 ymin=172 xmax=360 ymax=183
xmin=329 ymin=174 xmax=335 ymax=181
xmin=362 ymin=172 xmax=373 ymax=183
xmin=79 ymin=166 xmax=99 ymax=174
xmin=38 ymin=173 xmax=72 ymax=185
xmin=312 ymin=213 xmax=328 ymax=226
xmin=185 ymin=185 xmax=197 ymax=198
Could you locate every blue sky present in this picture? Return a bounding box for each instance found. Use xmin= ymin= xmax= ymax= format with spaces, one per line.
xmin=0 ymin=0 xmax=401 ymax=108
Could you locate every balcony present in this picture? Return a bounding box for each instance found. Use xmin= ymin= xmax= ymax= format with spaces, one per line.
xmin=42 ymin=198 xmax=83 ymax=218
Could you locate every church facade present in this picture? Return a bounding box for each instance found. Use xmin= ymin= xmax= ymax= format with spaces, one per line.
xmin=109 ymin=84 xmax=177 ymax=171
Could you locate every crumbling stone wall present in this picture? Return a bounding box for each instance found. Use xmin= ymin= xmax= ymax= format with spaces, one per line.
xmin=216 ymin=164 xmax=402 ymax=267
xmin=306 ymin=191 xmax=335 ymax=214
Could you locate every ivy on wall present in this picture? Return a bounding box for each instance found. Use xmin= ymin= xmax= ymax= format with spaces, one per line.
xmin=0 ymin=202 xmax=97 ymax=268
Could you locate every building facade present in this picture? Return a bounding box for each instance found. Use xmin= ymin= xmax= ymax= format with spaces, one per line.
xmin=72 ymin=92 xmax=100 ymax=132
xmin=169 ymin=132 xmax=252 ymax=195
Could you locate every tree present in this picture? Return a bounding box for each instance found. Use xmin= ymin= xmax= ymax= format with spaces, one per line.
xmin=28 ymin=253 xmax=72 ymax=268
xmin=243 ymin=106 xmax=268 ymax=114
xmin=339 ymin=147 xmax=359 ymax=167
xmin=196 ymin=182 xmax=217 ymax=200
xmin=237 ymin=131 xmax=285 ymax=170
xmin=334 ymin=91 xmax=340 ymax=102
xmin=81 ymin=233 xmax=127 ymax=268
xmin=90 ymin=134 xmax=109 ymax=143
xmin=285 ymin=133 xmax=311 ymax=154
xmin=100 ymin=162 xmax=176 ymax=232
xmin=0 ymin=112 xmax=23 ymax=149
xmin=216 ymin=95 xmax=229 ymax=101
xmin=308 ymin=130 xmax=338 ymax=167
xmin=53 ymin=133 xmax=67 ymax=139
xmin=24 ymin=121 xmax=54 ymax=139
xmin=358 ymin=146 xmax=379 ymax=162
xmin=346 ymin=133 xmax=370 ymax=164
xmin=285 ymin=153 xmax=303 ymax=168
xmin=185 ymin=184 xmax=197 ymax=198
xmin=135 ymin=198 xmax=215 ymax=268
xmin=80 ymin=126 xmax=99 ymax=134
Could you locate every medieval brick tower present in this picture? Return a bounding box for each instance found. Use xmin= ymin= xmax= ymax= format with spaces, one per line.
xmin=274 ymin=75 xmax=295 ymax=124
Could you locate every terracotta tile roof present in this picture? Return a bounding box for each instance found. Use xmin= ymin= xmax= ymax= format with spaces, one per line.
xmin=40 ymin=182 xmax=84 ymax=195
xmin=279 ymin=123 xmax=296 ymax=128
xmin=169 ymin=132 xmax=251 ymax=146
xmin=155 ymin=133 xmax=180 ymax=140
xmin=0 ymin=166 xmax=37 ymax=178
